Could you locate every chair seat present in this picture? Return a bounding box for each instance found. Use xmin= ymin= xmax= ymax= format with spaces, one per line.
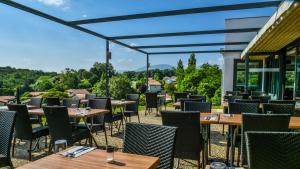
xmin=70 ymin=128 xmax=90 ymax=144
xmin=124 ymin=111 xmax=138 ymax=117
xmin=32 ymin=126 xmax=49 ymax=139
xmin=30 ymin=117 xmax=40 ymax=124
xmin=76 ymin=123 xmax=105 ymax=132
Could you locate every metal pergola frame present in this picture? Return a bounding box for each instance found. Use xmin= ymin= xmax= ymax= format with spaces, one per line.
xmin=0 ymin=0 xmax=281 ymax=97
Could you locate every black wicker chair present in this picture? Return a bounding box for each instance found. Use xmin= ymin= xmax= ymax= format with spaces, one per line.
xmin=235 ymin=99 xmax=260 ymax=103
xmin=251 ymin=95 xmax=271 ymax=103
xmin=45 ymin=97 xmax=61 ymax=106
xmin=123 ymin=123 xmax=177 ymax=169
xmin=124 ymin=94 xmax=140 ymax=123
xmin=250 ymin=91 xmax=264 ymax=96
xmin=262 ymin=103 xmax=295 ymax=115
xmin=226 ymin=91 xmax=240 ymax=96
xmin=62 ymin=98 xmax=80 ymax=108
xmin=89 ymin=98 xmax=123 ymax=136
xmin=184 ymin=101 xmax=211 ymax=112
xmin=174 ymin=92 xmax=188 ymax=102
xmin=0 ymin=111 xmax=16 ymax=168
xmin=8 ymin=104 xmax=49 ymax=161
xmin=161 ymin=111 xmax=204 ymax=169
xmin=180 ymin=99 xmax=203 ymax=111
xmin=85 ymin=93 xmax=96 ymax=100
xmin=145 ymin=92 xmax=160 ymax=116
xmin=28 ymin=97 xmax=43 ymax=125
xmin=241 ymin=113 xmax=290 ymax=165
xmin=227 ymin=102 xmax=259 ymax=164
xmin=269 ymin=100 xmax=296 ymax=106
xmin=189 ymin=95 xmax=206 ymax=102
xmin=43 ymin=106 xmax=90 ymax=152
xmin=246 ymin=132 xmax=300 ymax=169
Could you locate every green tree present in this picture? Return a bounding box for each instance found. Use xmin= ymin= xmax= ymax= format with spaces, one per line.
xmin=31 ymin=76 xmax=54 ymax=92
xmin=187 ymin=53 xmax=196 ymax=73
xmin=78 ymin=79 xmax=92 ymax=89
xmin=110 ymin=75 xmax=135 ymax=99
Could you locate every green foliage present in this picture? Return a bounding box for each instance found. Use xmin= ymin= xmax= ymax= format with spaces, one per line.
xmin=42 ymin=89 xmax=69 ymax=100
xmin=164 ymin=82 xmax=176 ymax=96
xmin=92 ymin=75 xmax=107 ymax=97
xmin=139 ymin=94 xmax=146 ymax=106
xmin=109 ymin=75 xmax=135 ymax=99
xmin=78 ymin=79 xmax=92 ymax=89
xmin=31 ymin=76 xmax=54 ymax=92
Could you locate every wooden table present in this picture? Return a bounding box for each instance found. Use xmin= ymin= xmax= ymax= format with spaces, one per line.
xmin=0 ymin=105 xmax=37 ymax=111
xmin=205 ymin=165 xmax=244 ymax=169
xmin=111 ymin=100 xmax=136 ymax=108
xmin=222 ymin=101 xmax=300 ymax=111
xmin=200 ymin=113 xmax=219 ymax=125
xmin=17 ymin=149 xmax=159 ymax=169
xmin=29 ymin=108 xmax=109 ymax=147
xmin=29 ymin=108 xmax=108 ymax=118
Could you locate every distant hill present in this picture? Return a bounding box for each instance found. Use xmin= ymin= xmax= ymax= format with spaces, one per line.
xmin=135 ymin=64 xmax=174 ymax=72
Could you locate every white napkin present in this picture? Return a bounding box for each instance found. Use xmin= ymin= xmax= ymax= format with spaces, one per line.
xmin=61 ymin=146 xmax=96 ymax=158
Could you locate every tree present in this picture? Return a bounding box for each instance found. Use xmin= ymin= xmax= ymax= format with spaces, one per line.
xmin=110 ymin=75 xmax=135 ymax=99
xmin=176 ymin=59 xmax=185 ymax=84
xmin=187 ymin=53 xmax=196 ymax=73
xmin=31 ymin=76 xmax=54 ymax=92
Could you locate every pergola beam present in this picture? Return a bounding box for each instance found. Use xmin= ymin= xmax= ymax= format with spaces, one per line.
xmin=109 ymin=28 xmax=260 ymax=40
xmin=149 ymin=50 xmax=243 ymax=55
xmin=69 ymin=1 xmax=280 ymax=25
xmin=133 ymin=42 xmax=250 ymax=49
xmin=0 ymin=0 xmax=148 ymax=54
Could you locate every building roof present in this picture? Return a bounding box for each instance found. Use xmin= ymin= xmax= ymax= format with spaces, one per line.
xmin=67 ymin=89 xmax=90 ymax=95
xmin=0 ymin=96 xmax=15 ymax=103
xmin=148 ymin=78 xmax=161 ymax=86
xmin=241 ymin=0 xmax=300 ymax=58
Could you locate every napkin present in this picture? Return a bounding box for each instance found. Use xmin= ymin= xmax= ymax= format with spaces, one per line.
xmin=61 ymin=146 xmax=96 ymax=158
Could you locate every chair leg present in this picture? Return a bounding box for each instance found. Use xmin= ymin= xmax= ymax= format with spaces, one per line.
xmin=28 ymin=139 xmax=33 ymax=161
xmin=104 ymin=127 xmax=108 ymax=146
xmin=226 ymin=144 xmax=229 ymax=164
xmin=144 ymin=108 xmax=147 ymax=116
xmin=197 ymin=159 xmax=201 ymax=169
xmin=12 ymin=137 xmax=16 ymax=157
xmin=222 ymin=125 xmax=225 ymax=135
xmin=110 ymin=123 xmax=113 ymax=136
xmin=237 ymin=145 xmax=241 ymax=166
xmin=45 ymin=136 xmax=48 ymax=148
xmin=137 ymin=114 xmax=141 ymax=123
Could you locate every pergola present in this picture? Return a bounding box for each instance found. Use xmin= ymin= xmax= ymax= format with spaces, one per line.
xmin=0 ymin=0 xmax=282 ymax=96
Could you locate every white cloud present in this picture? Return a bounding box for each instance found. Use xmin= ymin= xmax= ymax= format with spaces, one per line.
xmin=82 ymin=14 xmax=87 ymax=18
xmin=36 ymin=0 xmax=66 ymax=7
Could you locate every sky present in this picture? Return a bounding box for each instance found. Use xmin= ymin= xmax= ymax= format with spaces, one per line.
xmin=0 ymin=0 xmax=278 ymax=72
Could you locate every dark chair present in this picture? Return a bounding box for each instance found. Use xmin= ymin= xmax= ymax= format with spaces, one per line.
xmin=269 ymin=100 xmax=296 ymax=106
xmin=184 ymin=101 xmax=211 ymax=113
xmin=241 ymin=113 xmax=290 ymax=165
xmin=0 ymin=111 xmax=16 ymax=168
xmin=161 ymin=111 xmax=204 ymax=169
xmin=159 ymin=91 xmax=168 ymax=110
xmin=174 ymin=92 xmax=188 ymax=102
xmin=62 ymin=98 xmax=80 ymax=108
xmin=246 ymin=132 xmax=300 ymax=169
xmin=251 ymin=91 xmax=264 ymax=96
xmin=123 ymin=123 xmax=177 ymax=169
xmin=251 ymin=95 xmax=271 ymax=103
xmin=226 ymin=95 xmax=243 ymax=103
xmin=145 ymin=92 xmax=160 ymax=116
xmin=227 ymin=102 xmax=259 ymax=164
xmin=85 ymin=93 xmax=96 ymax=100
xmin=77 ymin=99 xmax=108 ymax=144
xmin=43 ymin=106 xmax=91 ymax=151
xmin=180 ymin=98 xmax=203 ymax=111
xmin=89 ymin=98 xmax=123 ymax=136
xmin=262 ymin=103 xmax=295 ymax=115
xmin=235 ymin=99 xmax=260 ymax=103
xmin=29 ymin=97 xmax=43 ymax=108
xmin=124 ymin=94 xmax=140 ymax=123
xmin=189 ymin=95 xmax=206 ymax=102
xmin=8 ymin=104 xmax=49 ymax=161
xmin=28 ymin=97 xmax=43 ymax=125
xmin=45 ymin=97 xmax=61 ymax=106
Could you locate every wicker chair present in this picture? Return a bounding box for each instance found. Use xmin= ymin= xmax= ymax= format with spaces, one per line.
xmin=28 ymin=97 xmax=43 ymax=125
xmin=180 ymin=99 xmax=203 ymax=111
xmin=262 ymin=103 xmax=295 ymax=115
xmin=251 ymin=95 xmax=271 ymax=103
xmin=124 ymin=94 xmax=140 ymax=123
xmin=85 ymin=94 xmax=96 ymax=100
xmin=89 ymin=98 xmax=123 ymax=136
xmin=161 ymin=111 xmax=204 ymax=169
xmin=227 ymin=102 xmax=259 ymax=164
xmin=174 ymin=92 xmax=188 ymax=102
xmin=45 ymin=97 xmax=61 ymax=106
xmin=246 ymin=132 xmax=300 ymax=169
xmin=145 ymin=92 xmax=160 ymax=116
xmin=235 ymin=99 xmax=260 ymax=103
xmin=250 ymin=91 xmax=264 ymax=96
xmin=189 ymin=95 xmax=206 ymax=102
xmin=62 ymin=98 xmax=80 ymax=108
xmin=43 ymin=106 xmax=90 ymax=152
xmin=8 ymin=104 xmax=49 ymax=161
xmin=241 ymin=113 xmax=290 ymax=165
xmin=123 ymin=123 xmax=177 ymax=169
xmin=269 ymin=100 xmax=296 ymax=106
xmin=0 ymin=111 xmax=16 ymax=168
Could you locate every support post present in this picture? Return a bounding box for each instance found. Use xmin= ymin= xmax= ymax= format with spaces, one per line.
xmin=146 ymin=54 xmax=149 ymax=89
xmin=245 ymin=54 xmax=250 ymax=92
xmin=278 ymin=51 xmax=285 ymax=100
xmin=105 ymin=40 xmax=110 ymax=97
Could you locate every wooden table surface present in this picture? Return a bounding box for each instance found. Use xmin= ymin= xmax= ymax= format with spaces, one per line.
xmin=17 ymin=149 xmax=159 ymax=169
xmin=219 ymin=114 xmax=300 ymax=129
xmin=80 ymin=100 xmax=135 ymax=107
xmin=200 ymin=113 xmax=219 ymax=125
xmin=205 ymin=165 xmax=244 ymax=169
xmin=28 ymin=108 xmax=109 ymax=118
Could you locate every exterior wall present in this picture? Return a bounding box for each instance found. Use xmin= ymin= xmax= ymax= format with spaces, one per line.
xmin=222 ymin=17 xmax=269 ymax=98
xmin=149 ymin=85 xmax=161 ymax=92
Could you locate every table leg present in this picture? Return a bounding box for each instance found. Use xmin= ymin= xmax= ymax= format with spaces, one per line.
xmin=202 ymin=124 xmax=209 ymax=165
xmin=82 ymin=117 xmax=99 ymax=148
xmin=230 ymin=125 xmax=234 ymax=166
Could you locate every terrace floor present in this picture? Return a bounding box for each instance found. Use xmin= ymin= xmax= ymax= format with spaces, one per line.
xmin=5 ymin=108 xmax=230 ymax=169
